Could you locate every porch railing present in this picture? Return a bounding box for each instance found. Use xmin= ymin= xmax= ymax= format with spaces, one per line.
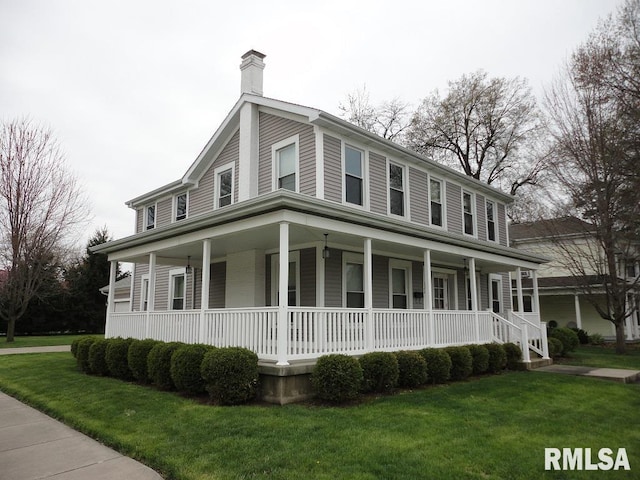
xmin=107 ymin=307 xmax=548 ymax=363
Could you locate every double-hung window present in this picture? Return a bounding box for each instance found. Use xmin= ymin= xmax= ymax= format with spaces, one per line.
xmin=175 ymin=193 xmax=187 ymax=221
xmin=345 ymin=262 xmax=364 ymax=308
xmin=169 ymin=270 xmax=186 ymax=310
xmin=389 ymin=162 xmax=405 ymax=216
xmin=344 ymin=145 xmax=364 ymax=206
xmin=486 ymin=200 xmax=497 ymax=241
xmin=463 ymin=191 xmax=474 ymax=236
xmin=145 ymin=205 xmax=156 ymax=230
xmin=430 ymin=178 xmax=443 ymax=227
xmin=215 ymin=163 xmax=234 ymax=208
xmin=277 ymin=143 xmax=296 ymax=191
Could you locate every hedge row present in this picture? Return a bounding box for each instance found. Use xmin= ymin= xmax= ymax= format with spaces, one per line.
xmin=311 ymin=342 xmax=523 ymax=404
xmin=70 ymin=337 xmax=259 ymax=405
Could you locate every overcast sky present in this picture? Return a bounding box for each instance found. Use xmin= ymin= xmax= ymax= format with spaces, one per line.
xmin=0 ymin=0 xmax=622 ymax=247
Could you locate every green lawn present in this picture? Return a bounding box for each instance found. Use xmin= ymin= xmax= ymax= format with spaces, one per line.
xmin=558 ymin=344 xmax=640 ymax=370
xmin=0 ymin=334 xmax=103 ymax=349
xmin=0 ymin=353 xmax=638 ymax=479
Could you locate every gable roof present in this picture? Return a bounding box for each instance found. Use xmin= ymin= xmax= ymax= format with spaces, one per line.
xmin=509 ymin=217 xmax=595 ymax=242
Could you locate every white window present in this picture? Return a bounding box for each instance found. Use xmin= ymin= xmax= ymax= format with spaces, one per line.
xmin=432 ymin=275 xmax=448 ymax=310
xmin=272 ymin=135 xmax=299 ymax=192
xmin=271 ymin=251 xmax=300 ymax=306
xmin=343 ymin=253 xmax=365 ymax=308
xmin=463 ymin=191 xmax=475 ymax=236
xmin=489 ymin=275 xmax=503 ymax=314
xmin=145 ymin=205 xmax=156 ymax=231
xmin=215 ymin=162 xmax=235 ymax=208
xmin=486 ymin=200 xmax=497 ymax=242
xmin=388 ymin=162 xmax=405 ymax=216
xmin=141 ymin=275 xmax=150 ymax=311
xmin=175 ymin=193 xmax=188 ymax=221
xmin=344 ymin=145 xmax=364 ymax=206
xmin=389 ymin=260 xmax=412 ymax=309
xmin=429 ymin=177 xmax=444 ymax=227
xmin=512 ymin=294 xmax=533 ymax=313
xmin=169 ymin=269 xmax=186 ymax=310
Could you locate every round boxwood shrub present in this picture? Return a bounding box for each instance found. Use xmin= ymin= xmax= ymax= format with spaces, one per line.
xmin=148 ymin=342 xmax=184 ymax=390
xmin=419 ymin=348 xmax=451 ymax=384
xmin=88 ymin=338 xmax=110 ymax=376
xmin=359 ymin=352 xmax=399 ymax=393
xmin=76 ymin=337 xmax=98 ymax=373
xmin=485 ymin=343 xmax=507 ymax=373
xmin=548 ymin=337 xmax=564 ymax=358
xmin=503 ymin=342 xmax=523 ymax=370
xmin=444 ymin=346 xmax=473 ymax=381
xmin=550 ymin=327 xmax=579 ymax=355
xmin=572 ymin=328 xmax=590 ymax=345
xmin=311 ymin=354 xmax=363 ymax=404
xmin=394 ymin=351 xmax=428 ymax=388
xmin=105 ymin=337 xmax=134 ymax=380
xmin=128 ymin=339 xmax=160 ymax=384
xmin=170 ymin=344 xmax=211 ymax=395
xmin=468 ymin=344 xmax=490 ymax=375
xmin=71 ymin=336 xmax=86 ymax=358
xmin=201 ymin=347 xmax=258 ymax=405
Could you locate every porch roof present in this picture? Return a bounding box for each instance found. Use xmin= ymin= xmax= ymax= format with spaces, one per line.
xmin=93 ymin=191 xmax=549 ymax=269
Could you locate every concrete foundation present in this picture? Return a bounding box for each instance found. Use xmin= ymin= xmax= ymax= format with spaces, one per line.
xmin=258 ymin=362 xmax=316 ymax=405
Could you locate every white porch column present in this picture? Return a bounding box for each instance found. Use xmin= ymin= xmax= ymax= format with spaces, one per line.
xmin=469 ymin=257 xmax=480 ymax=342
xmin=105 ymin=260 xmax=117 ymax=338
xmin=515 ymin=267 xmax=524 ymax=314
xmin=276 ymin=222 xmax=290 ymax=366
xmin=364 ymin=238 xmax=374 ymax=351
xmin=316 ymin=241 xmax=325 ymax=308
xmin=147 ymin=252 xmax=157 ymax=338
xmin=532 ymin=270 xmax=541 ymax=317
xmin=199 ymin=239 xmax=212 ymax=343
xmin=424 ymin=250 xmax=433 ymax=345
xmin=574 ymin=293 xmax=582 ymax=330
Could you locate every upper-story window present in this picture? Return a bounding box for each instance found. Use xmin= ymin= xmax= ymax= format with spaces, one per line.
xmin=344 ymin=145 xmax=364 ymax=206
xmin=145 ymin=205 xmax=156 ymax=230
xmin=626 ymin=262 xmax=638 ymax=278
xmin=430 ymin=178 xmax=444 ymax=227
xmin=215 ymin=162 xmax=235 ymax=208
xmin=463 ymin=191 xmax=475 ymax=236
xmin=272 ymin=135 xmax=299 ymax=193
xmin=486 ymin=200 xmax=497 ymax=242
xmin=389 ymin=162 xmax=405 ymax=216
xmin=175 ymin=193 xmax=187 ymax=221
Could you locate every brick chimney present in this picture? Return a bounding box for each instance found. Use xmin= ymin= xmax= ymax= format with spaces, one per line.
xmin=240 ymin=50 xmax=266 ymax=96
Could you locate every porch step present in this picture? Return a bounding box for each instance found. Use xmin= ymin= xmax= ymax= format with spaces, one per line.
xmin=524 ymin=356 xmax=553 ymax=370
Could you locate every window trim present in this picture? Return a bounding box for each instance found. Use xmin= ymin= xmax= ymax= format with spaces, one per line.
xmin=387 ymin=160 xmax=407 ymax=218
xmin=271 ymin=134 xmax=300 ymax=193
xmin=140 ymin=274 xmax=150 ymax=311
xmin=428 ymin=175 xmax=446 ymax=229
xmin=462 ymin=190 xmax=476 ymax=237
xmin=173 ymin=192 xmax=188 ymax=222
xmin=389 ymin=259 xmax=412 ymax=309
xmin=431 ymin=267 xmax=458 ymax=310
xmin=168 ymin=268 xmax=187 ymax=311
xmin=489 ymin=274 xmax=503 ymax=314
xmin=342 ymin=252 xmax=365 ymax=308
xmin=214 ymin=162 xmax=236 ymax=209
xmin=270 ymin=251 xmax=301 ymax=306
xmin=486 ymin=199 xmax=498 ymax=243
xmin=144 ymin=203 xmax=157 ymax=231
xmin=342 ymin=143 xmax=368 ymax=209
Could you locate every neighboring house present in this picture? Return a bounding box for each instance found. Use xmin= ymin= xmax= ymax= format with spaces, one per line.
xmin=99 ymin=276 xmax=132 ymax=313
xmin=509 ymin=217 xmax=640 ymax=340
xmin=93 ymin=51 xmax=549 ymax=403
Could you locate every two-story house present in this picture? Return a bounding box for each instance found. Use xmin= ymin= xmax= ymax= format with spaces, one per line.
xmin=93 ymin=51 xmax=549 ymax=403
xmin=510 ymin=217 xmax=640 ymax=340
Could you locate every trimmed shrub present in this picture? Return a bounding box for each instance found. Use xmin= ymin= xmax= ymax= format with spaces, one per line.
xmin=419 ymin=348 xmax=451 ymax=384
xmin=76 ymin=337 xmax=98 ymax=373
xmin=485 ymin=343 xmax=507 ymax=373
xmin=468 ymin=344 xmax=490 ymax=375
xmin=359 ymin=352 xmax=399 ymax=393
xmin=572 ymin=328 xmax=590 ymax=345
xmin=71 ymin=337 xmax=84 ymax=358
xmin=503 ymin=342 xmax=523 ymax=370
xmin=105 ymin=337 xmax=134 ymax=380
xmin=201 ymin=347 xmax=258 ymax=405
xmin=311 ymin=354 xmax=363 ymax=404
xmin=589 ymin=333 xmax=605 ymax=346
xmin=128 ymin=339 xmax=160 ymax=384
xmin=550 ymin=327 xmax=579 ymax=355
xmin=445 ymin=346 xmax=473 ymax=381
xmin=394 ymin=351 xmax=428 ymax=388
xmin=170 ymin=344 xmax=211 ymax=395
xmin=548 ymin=337 xmax=564 ymax=358
xmin=88 ymin=338 xmax=110 ymax=376
xmin=148 ymin=342 xmax=184 ymax=390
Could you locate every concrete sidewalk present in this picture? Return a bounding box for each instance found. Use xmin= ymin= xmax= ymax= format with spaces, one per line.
xmin=0 ymin=392 xmax=164 ymax=479
xmin=535 ymin=364 xmax=640 ymax=383
xmin=0 ymin=345 xmax=71 ymax=355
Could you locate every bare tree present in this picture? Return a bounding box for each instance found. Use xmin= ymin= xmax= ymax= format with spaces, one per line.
xmin=0 ymin=119 xmax=89 ymax=342
xmin=338 ymin=85 xmax=411 ymax=143
xmin=544 ymin=0 xmax=640 ymax=354
xmin=406 ymin=71 xmax=546 ymax=197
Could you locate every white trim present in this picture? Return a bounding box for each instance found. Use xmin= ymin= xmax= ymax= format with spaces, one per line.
xmin=272 ymin=134 xmax=300 ymax=193
xmin=168 ymin=267 xmax=187 ymax=310
xmin=144 ymin=203 xmax=157 ymax=231
xmin=489 ymin=273 xmax=503 ymax=314
xmin=428 ymin=175 xmax=447 ymax=230
xmin=485 ymin=199 xmax=498 ymax=243
xmin=389 ymin=259 xmax=413 ymax=309
xmin=462 ymin=190 xmax=477 ymax=238
xmin=270 ymin=250 xmax=300 ymax=306
xmin=387 ymin=160 xmax=408 ymax=218
xmin=172 ymin=192 xmax=189 ymax=222
xmin=140 ymin=274 xmax=150 ymax=312
xmin=342 ymin=252 xmax=365 ymax=308
xmin=342 ymin=142 xmax=369 ymax=210
xmin=213 ymin=161 xmax=236 ymax=209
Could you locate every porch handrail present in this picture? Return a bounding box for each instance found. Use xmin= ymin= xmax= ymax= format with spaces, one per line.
xmin=510 ymin=311 xmax=550 ymax=359
xmin=489 ymin=310 xmax=531 ymax=363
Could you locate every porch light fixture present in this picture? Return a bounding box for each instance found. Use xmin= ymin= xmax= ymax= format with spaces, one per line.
xmin=322 ymin=234 xmax=330 ymax=259
xmin=186 ymin=256 xmax=192 ymax=274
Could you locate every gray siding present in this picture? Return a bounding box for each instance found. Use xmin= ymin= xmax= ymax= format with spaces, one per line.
xmin=412 ymin=261 xmax=424 ymax=308
xmin=480 ymin=274 xmax=489 ymax=310
xmin=372 ymin=255 xmax=389 ymax=308
xmin=446 ymin=182 xmax=462 ymax=235
xmin=300 ymin=248 xmax=316 ymax=306
xmin=409 ymin=168 xmax=428 ymax=226
xmin=258 ymin=113 xmax=315 ymax=196
xmin=456 ymin=268 xmax=467 ymax=310
xmin=476 ymin=194 xmax=487 ymax=241
xmin=136 ymin=208 xmax=143 ymax=233
xmin=211 ymin=262 xmax=226 ymax=308
xmin=369 ymin=152 xmax=387 ymax=215
xmin=501 ymin=272 xmax=512 ymax=312
xmin=323 ymin=135 xmax=342 ymax=203
xmin=157 ymin=197 xmax=172 ymax=227
xmin=324 ymin=249 xmax=342 ymax=307
xmin=498 ymin=203 xmax=508 ymax=246
xmin=132 ymin=263 xmax=148 ymax=310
